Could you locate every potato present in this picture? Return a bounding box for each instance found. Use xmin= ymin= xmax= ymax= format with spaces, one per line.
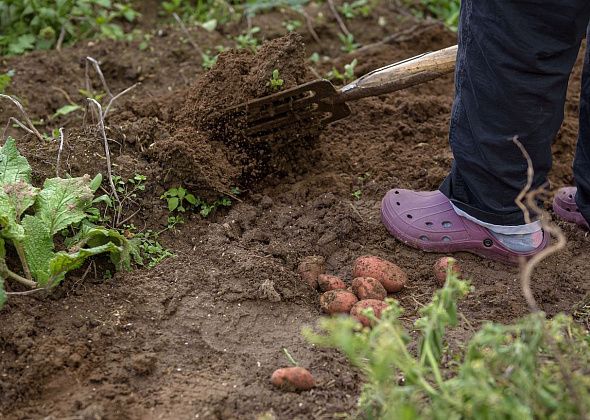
xmin=298 ymin=255 xmax=325 ymax=289
xmin=352 ymin=256 xmax=407 ymax=293
xmin=320 ymin=290 xmax=358 ymax=314
xmin=351 ymin=277 xmax=387 ymax=300
xmin=318 ymin=274 xmax=346 ymax=292
xmin=433 ymin=257 xmax=462 ymax=286
xmin=350 ymin=299 xmax=388 ymax=327
xmin=271 ymin=367 xmax=315 ymax=391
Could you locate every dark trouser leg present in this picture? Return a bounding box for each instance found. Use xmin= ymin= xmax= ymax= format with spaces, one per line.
xmin=440 ymin=0 xmax=590 ymax=225
xmin=575 ymin=27 xmax=590 ymax=224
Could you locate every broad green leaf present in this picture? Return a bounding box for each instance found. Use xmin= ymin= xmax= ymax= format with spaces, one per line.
xmin=49 ymin=242 xmax=121 ymax=286
xmin=0 ymin=189 xmax=25 ymax=242
xmin=36 ymin=176 xmax=94 ymax=235
xmin=0 ymin=137 xmax=32 ymax=186
xmin=185 ymin=194 xmax=197 ymax=205
xmin=89 ymin=173 xmax=103 ymax=192
xmin=2 ymin=180 xmax=39 ymax=218
xmin=21 ymin=215 xmax=54 ymax=286
xmin=167 ymin=197 xmax=179 ymax=211
xmin=52 ymin=103 xmax=81 ymax=119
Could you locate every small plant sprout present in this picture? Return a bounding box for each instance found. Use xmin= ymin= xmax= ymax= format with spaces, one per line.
xmin=338 ymin=33 xmax=360 ymax=53
xmin=309 ymin=52 xmax=321 ymax=64
xmin=282 ymin=19 xmax=302 ymax=32
xmin=352 ymin=189 xmax=362 ymax=200
xmin=0 ymin=70 xmax=15 ymax=94
xmin=340 ymin=0 xmax=372 ymax=19
xmin=161 ymin=186 xmax=197 ymax=213
xmin=268 ymin=69 xmax=284 ymax=91
xmin=201 ymin=51 xmax=218 ymax=70
xmin=235 ymin=27 xmax=260 ymax=51
xmin=282 ymin=348 xmax=299 ymax=366
xmin=326 ymin=58 xmax=358 ymax=84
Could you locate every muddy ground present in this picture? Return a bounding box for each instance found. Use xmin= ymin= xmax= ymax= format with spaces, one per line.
xmin=1 ymin=2 xmax=589 ymax=419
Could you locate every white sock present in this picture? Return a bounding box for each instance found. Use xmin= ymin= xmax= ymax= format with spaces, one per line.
xmin=451 ymin=204 xmax=543 ymax=252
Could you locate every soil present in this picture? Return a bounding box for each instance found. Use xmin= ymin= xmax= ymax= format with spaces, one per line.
xmin=1 ymin=2 xmax=589 ymax=419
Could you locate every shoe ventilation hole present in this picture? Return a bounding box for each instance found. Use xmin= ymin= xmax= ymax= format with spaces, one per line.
xmin=442 ymin=221 xmax=452 ymax=228
xmin=567 ymin=208 xmax=571 ymax=212
xmin=394 ymin=191 xmax=399 ymax=195
xmin=425 ymin=221 xmax=433 ymax=227
xmin=420 ymin=236 xmax=429 ymax=241
xmin=407 ymin=214 xmax=413 ymax=219
xmin=396 ymin=202 xmax=400 ymax=206
xmin=569 ymin=194 xmax=573 ymax=199
xmin=442 ymin=236 xmax=451 ymax=242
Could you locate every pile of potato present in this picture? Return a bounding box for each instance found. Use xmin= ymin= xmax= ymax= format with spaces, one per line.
xmin=299 ymin=255 xmax=408 ymax=327
xmin=270 ymin=255 xmax=462 ymax=392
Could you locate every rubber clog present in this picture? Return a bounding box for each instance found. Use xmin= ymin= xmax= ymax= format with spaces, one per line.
xmin=381 ymin=189 xmax=548 ymax=264
xmin=553 ymin=186 xmax=589 ymax=228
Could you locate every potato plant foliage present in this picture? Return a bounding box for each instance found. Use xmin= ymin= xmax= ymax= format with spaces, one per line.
xmin=306 ymin=274 xmax=590 ymax=419
xmin=0 ymin=138 xmax=134 ymax=308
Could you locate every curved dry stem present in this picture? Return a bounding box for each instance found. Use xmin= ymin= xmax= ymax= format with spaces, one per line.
xmin=0 ymin=94 xmax=44 ymax=141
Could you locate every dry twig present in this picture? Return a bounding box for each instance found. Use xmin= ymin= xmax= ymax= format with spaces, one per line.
xmin=56 ymin=127 xmax=65 ymax=177
xmin=173 ymin=13 xmax=204 ymax=56
xmin=0 ymin=94 xmax=44 ymax=141
xmin=327 ymin=0 xmax=352 ymax=38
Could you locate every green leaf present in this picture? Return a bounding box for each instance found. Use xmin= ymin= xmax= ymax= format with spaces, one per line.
xmin=0 ymin=277 xmax=5 ymax=310
xmin=0 ymin=189 xmax=25 ymax=242
xmin=21 ymin=215 xmax=54 ymax=286
xmin=49 ymin=242 xmax=120 ymax=286
xmin=52 ymin=104 xmax=81 ymax=119
xmin=2 ymin=181 xmax=39 ymax=218
xmin=36 ymin=176 xmax=94 ymax=235
xmin=89 ymin=173 xmax=103 ymax=192
xmin=167 ymin=197 xmax=179 ymax=212
xmin=185 ymin=194 xmax=197 ymax=205
xmin=0 ymin=137 xmax=32 ymax=186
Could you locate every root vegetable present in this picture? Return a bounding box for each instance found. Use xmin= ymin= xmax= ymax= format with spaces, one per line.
xmin=318 ymin=274 xmax=346 ymax=292
xmin=271 ymin=367 xmax=315 ymax=391
xmin=352 ymin=256 xmax=407 ymax=293
xmin=350 ymin=299 xmax=388 ymax=327
xmin=298 ymin=255 xmax=325 ymax=289
xmin=351 ymin=277 xmax=387 ymax=300
xmin=434 ymin=257 xmax=462 ymax=286
xmin=320 ymin=290 xmax=358 ymax=314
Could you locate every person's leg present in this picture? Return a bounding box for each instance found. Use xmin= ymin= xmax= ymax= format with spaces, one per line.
xmin=574 ymin=25 xmax=590 ymax=225
xmin=440 ymin=0 xmax=590 ymax=226
xmin=382 ymin=0 xmax=590 ymax=262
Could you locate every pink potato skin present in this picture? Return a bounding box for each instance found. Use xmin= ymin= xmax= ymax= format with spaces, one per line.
xmin=352 ymin=256 xmax=407 ymax=293
xmin=320 ymin=290 xmax=359 ymax=314
xmin=297 ymin=256 xmax=326 ymax=289
xmin=271 ymin=367 xmax=315 ymax=391
xmin=318 ymin=274 xmax=347 ymax=292
xmin=350 ymin=299 xmax=388 ymax=327
xmin=351 ymin=277 xmax=387 ymax=300
xmin=433 ymin=257 xmax=462 ymax=286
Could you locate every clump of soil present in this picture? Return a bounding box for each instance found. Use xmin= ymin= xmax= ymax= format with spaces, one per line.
xmin=148 ymin=33 xmax=318 ymax=194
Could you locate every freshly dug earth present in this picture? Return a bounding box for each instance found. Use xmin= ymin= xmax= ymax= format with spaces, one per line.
xmin=1 ymin=4 xmax=589 ymax=419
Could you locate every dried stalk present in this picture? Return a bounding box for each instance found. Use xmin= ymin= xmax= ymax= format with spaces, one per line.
xmin=56 ymin=127 xmax=65 ymax=177
xmin=85 ymin=57 xmax=113 ymax=98
xmin=0 ymin=94 xmax=44 ymax=141
xmin=327 ymin=0 xmax=352 ymax=38
xmin=3 ymin=117 xmax=35 ymax=141
xmin=87 ymin=98 xmax=122 ymax=225
xmin=173 ymin=13 xmax=204 ymax=56
xmin=103 ymin=83 xmax=139 ymax=120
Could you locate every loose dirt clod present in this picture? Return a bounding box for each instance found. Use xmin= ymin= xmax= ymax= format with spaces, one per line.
xmin=298 ymin=255 xmax=326 ymax=289
xmin=148 ymin=33 xmax=318 ymax=195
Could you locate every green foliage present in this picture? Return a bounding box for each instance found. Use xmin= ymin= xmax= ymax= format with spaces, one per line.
xmin=306 ymin=271 xmax=590 ymax=419
xmin=161 ymin=186 xmax=232 ymax=218
xmin=0 ymin=0 xmax=139 ymax=56
xmin=234 ymin=26 xmax=261 ymax=51
xmin=326 ymin=58 xmax=358 ymax=84
xmin=282 ymin=19 xmax=301 ymax=32
xmin=0 ymin=138 xmax=134 ymax=308
xmin=161 ymin=0 xmax=234 ymax=25
xmin=407 ymin=0 xmax=460 ymax=31
xmin=340 ymin=0 xmax=372 ymax=19
xmin=52 ymin=103 xmax=82 ymax=119
xmin=351 ymin=189 xmax=361 ymax=200
xmin=0 ymin=70 xmax=14 ymax=93
xmin=267 ymin=69 xmax=284 ymax=91
xmin=338 ymin=33 xmax=359 ymax=53
xmin=123 ymin=225 xmax=173 ymax=269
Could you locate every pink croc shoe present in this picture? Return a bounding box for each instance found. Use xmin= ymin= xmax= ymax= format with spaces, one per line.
xmin=381 ymin=189 xmax=548 ymax=264
xmin=553 ymin=187 xmax=589 ymax=228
